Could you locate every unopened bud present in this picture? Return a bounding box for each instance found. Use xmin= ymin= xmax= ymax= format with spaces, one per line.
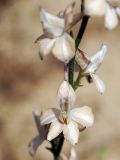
xmin=57 ymin=81 xmax=76 ymax=111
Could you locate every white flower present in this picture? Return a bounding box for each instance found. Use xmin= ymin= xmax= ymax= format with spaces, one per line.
xmin=76 ymin=44 xmax=107 ymax=94
xmin=105 ymin=2 xmax=119 ymax=29
xmin=84 ymin=0 xmax=120 ymax=30
xmin=57 ymin=80 xmax=76 ymax=110
xmin=84 ymin=0 xmax=106 ymax=16
xmin=41 ymin=105 xmax=94 ymax=145
xmin=61 ymin=148 xmax=78 ymax=160
xmin=35 ymin=2 xmax=82 ymax=63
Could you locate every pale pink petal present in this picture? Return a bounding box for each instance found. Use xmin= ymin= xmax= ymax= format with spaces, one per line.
xmin=65 ymin=12 xmax=83 ymax=31
xmin=63 ymin=121 xmax=79 ymax=145
xmin=75 ymin=49 xmax=90 ymax=70
xmin=64 ymin=2 xmax=75 ymax=16
xmin=47 ymin=120 xmax=63 ymax=141
xmin=87 ymin=44 xmax=107 ymax=73
xmin=70 ymin=106 xmax=94 ymax=127
xmin=64 ymin=2 xmax=75 ymax=27
xmin=40 ymin=7 xmax=65 ymax=37
xmin=41 ymin=108 xmax=60 ymax=125
xmin=91 ymin=74 xmax=106 ymax=94
xmin=52 ymin=33 xmax=75 ymax=63
xmin=58 ymin=3 xmax=82 ymax=31
xmin=105 ymin=3 xmax=119 ymax=30
xmin=84 ymin=0 xmax=106 ymax=16
xmin=37 ymin=36 xmax=55 ymax=60
xmin=69 ymin=148 xmax=77 ymax=160
xmin=57 ymin=80 xmax=76 ymax=110
xmin=90 ymin=44 xmax=107 ymax=62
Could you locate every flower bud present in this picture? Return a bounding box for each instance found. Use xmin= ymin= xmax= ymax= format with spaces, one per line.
xmin=57 ymin=81 xmax=76 ymax=111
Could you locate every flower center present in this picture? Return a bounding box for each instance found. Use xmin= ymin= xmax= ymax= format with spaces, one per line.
xmin=59 ymin=111 xmax=69 ymax=124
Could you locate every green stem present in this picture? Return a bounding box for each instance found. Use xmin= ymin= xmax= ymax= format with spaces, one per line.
xmin=74 ymin=16 xmax=89 ymax=90
xmin=68 ymin=16 xmax=89 ymax=90
xmin=74 ymin=72 xmax=83 ymax=90
xmin=75 ymin=16 xmax=89 ymax=51
xmin=68 ymin=57 xmax=75 ymax=87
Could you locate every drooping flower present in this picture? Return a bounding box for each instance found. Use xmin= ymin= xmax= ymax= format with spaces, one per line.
xmin=75 ymin=44 xmax=107 ymax=94
xmin=35 ymin=2 xmax=82 ymax=63
xmin=40 ymin=81 xmax=94 ymax=145
xmin=29 ymin=111 xmax=49 ymax=157
xmin=84 ymin=0 xmax=120 ymax=30
xmin=61 ymin=147 xmax=78 ymax=160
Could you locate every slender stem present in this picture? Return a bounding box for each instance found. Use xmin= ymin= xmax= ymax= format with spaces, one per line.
xmin=68 ymin=16 xmax=89 ymax=90
xmin=64 ymin=64 xmax=68 ymax=81
xmin=68 ymin=57 xmax=75 ymax=87
xmin=74 ymin=16 xmax=89 ymax=90
xmin=75 ymin=16 xmax=89 ymax=51
xmin=74 ymin=72 xmax=82 ymax=90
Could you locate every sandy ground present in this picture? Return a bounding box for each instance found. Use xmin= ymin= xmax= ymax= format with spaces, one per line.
xmin=0 ymin=0 xmax=120 ymax=160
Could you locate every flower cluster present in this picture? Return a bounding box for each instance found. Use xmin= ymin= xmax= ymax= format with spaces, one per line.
xmin=28 ymin=0 xmax=114 ymax=159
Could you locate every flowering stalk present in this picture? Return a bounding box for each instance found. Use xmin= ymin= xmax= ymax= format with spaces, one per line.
xmin=29 ymin=0 xmax=109 ymax=159
xmin=48 ymin=17 xmax=90 ymax=160
xmin=47 ymin=3 xmax=90 ymax=160
xmin=51 ymin=6 xmax=90 ymax=160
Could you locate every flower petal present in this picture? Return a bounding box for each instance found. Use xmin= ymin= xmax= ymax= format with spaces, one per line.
xmin=69 ymin=148 xmax=77 ymax=160
xmin=84 ymin=0 xmax=106 ymax=16
xmin=41 ymin=108 xmax=60 ymax=125
xmin=36 ymin=35 xmax=55 ymax=60
xmin=105 ymin=3 xmax=119 ymax=30
xmin=64 ymin=2 xmax=75 ymax=27
xmin=57 ymin=80 xmax=76 ymax=111
xmin=87 ymin=44 xmax=107 ymax=73
xmin=91 ymin=74 xmax=106 ymax=94
xmin=63 ymin=121 xmax=79 ymax=145
xmin=75 ymin=48 xmax=90 ymax=70
xmin=40 ymin=7 xmax=65 ymax=37
xmin=47 ymin=120 xmax=63 ymax=141
xmin=52 ymin=33 xmax=75 ymax=63
xmin=70 ymin=106 xmax=94 ymax=127
xmin=90 ymin=44 xmax=107 ymax=63
xmin=29 ymin=135 xmax=45 ymax=157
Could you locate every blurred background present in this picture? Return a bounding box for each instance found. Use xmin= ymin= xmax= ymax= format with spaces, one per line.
xmin=0 ymin=0 xmax=120 ymax=160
